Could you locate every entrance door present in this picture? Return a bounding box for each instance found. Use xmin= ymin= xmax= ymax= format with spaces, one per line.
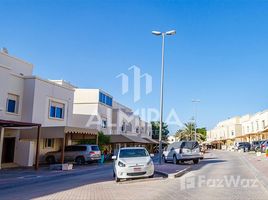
xmin=2 ymin=137 xmax=16 ymax=163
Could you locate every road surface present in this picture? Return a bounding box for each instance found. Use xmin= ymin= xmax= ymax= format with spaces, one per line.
xmin=1 ymin=151 xmax=268 ymax=200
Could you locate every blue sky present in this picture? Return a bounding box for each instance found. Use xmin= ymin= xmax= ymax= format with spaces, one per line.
xmin=1 ymin=0 xmax=268 ymax=133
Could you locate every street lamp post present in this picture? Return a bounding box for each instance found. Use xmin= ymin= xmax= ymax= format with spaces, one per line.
xmin=192 ymin=99 xmax=201 ymax=141
xmin=152 ymin=30 xmax=176 ymax=165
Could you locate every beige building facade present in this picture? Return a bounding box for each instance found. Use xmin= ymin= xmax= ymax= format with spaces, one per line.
xmin=207 ymin=111 xmax=268 ymax=149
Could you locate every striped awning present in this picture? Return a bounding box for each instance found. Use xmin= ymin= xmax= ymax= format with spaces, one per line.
xmin=20 ymin=126 xmax=98 ymax=139
xmin=110 ymin=134 xmax=149 ymax=144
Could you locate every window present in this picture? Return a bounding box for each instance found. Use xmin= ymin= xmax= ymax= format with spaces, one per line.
xmin=119 ymin=149 xmax=149 ymax=158
xmin=72 ymin=146 xmax=87 ymax=151
xmin=91 ymin=146 xmax=100 ymax=151
xmin=6 ymin=94 xmax=19 ymax=113
xmin=102 ymin=120 xmax=107 ymax=128
xmin=262 ymin=120 xmax=266 ymax=129
xmin=121 ymin=122 xmax=126 ymax=132
xmin=65 ymin=146 xmax=73 ymax=152
xmin=44 ymin=139 xmax=54 ymax=148
xmin=49 ymin=101 xmax=65 ymax=119
xmin=99 ymin=92 xmax=113 ymax=107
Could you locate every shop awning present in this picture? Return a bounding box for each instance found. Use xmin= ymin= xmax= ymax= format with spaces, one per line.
xmin=20 ymin=126 xmax=98 ymax=139
xmin=0 ymin=119 xmax=41 ymax=128
xmin=211 ymin=140 xmax=225 ymax=144
xmin=110 ymin=134 xmax=149 ymax=144
xmin=142 ymin=137 xmax=159 ymax=144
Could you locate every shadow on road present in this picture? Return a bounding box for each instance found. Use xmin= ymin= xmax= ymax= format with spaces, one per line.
xmin=0 ymin=164 xmax=115 ymax=200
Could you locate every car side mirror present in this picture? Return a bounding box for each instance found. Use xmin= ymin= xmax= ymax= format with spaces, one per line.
xmin=150 ymin=154 xmax=154 ymax=157
xmin=112 ymin=156 xmax=117 ymax=160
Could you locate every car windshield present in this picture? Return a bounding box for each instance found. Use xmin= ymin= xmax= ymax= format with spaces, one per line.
xmin=181 ymin=142 xmax=199 ymax=150
xmin=119 ymin=149 xmax=149 ymax=158
xmin=91 ymin=146 xmax=99 ymax=151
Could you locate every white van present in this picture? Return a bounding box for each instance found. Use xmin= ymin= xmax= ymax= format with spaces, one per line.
xmin=162 ymin=141 xmax=203 ymax=164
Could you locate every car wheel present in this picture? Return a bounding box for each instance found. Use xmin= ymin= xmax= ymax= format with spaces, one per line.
xmin=115 ymin=174 xmax=121 ymax=182
xmin=46 ymin=156 xmax=55 ymax=164
xmin=173 ymin=155 xmax=178 ymax=164
xmin=149 ymin=174 xmax=154 ymax=178
xmin=76 ymin=156 xmax=85 ymax=165
xmin=179 ymin=160 xmax=185 ymax=164
xmin=193 ymin=159 xmax=199 ymax=164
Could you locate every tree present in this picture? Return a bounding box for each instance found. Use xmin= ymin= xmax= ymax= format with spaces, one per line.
xmin=175 ymin=122 xmax=206 ymax=142
xmin=78 ymin=131 xmax=110 ymax=151
xmin=98 ymin=131 xmax=111 ymax=151
xmin=151 ymin=121 xmax=169 ymax=140
xmin=196 ymin=127 xmax=207 ymax=142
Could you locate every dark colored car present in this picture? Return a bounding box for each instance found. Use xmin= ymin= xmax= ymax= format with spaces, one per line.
xmin=254 ymin=140 xmax=266 ymax=152
xmin=251 ymin=141 xmax=262 ymax=152
xmin=237 ymin=142 xmax=251 ymax=152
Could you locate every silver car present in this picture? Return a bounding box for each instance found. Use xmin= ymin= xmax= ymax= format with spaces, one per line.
xmin=45 ymin=144 xmax=101 ymax=165
xmin=162 ymin=141 xmax=203 ymax=164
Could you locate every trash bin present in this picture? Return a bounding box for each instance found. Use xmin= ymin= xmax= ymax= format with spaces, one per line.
xmin=99 ymin=154 xmax=105 ymax=164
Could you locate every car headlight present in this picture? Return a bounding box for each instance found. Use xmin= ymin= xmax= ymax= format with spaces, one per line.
xmin=118 ymin=161 xmax=126 ymax=167
xmin=147 ymin=160 xmax=153 ymax=166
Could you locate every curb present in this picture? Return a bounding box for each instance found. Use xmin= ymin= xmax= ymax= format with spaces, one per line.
xmin=118 ymin=177 xmax=164 ymax=184
xmin=155 ymin=166 xmax=191 ymax=179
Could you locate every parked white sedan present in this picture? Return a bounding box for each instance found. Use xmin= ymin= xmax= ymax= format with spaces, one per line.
xmin=112 ymin=147 xmax=154 ymax=182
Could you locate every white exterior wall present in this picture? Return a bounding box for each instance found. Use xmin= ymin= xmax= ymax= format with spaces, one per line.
xmin=207 ymin=110 xmax=268 ymax=143
xmin=0 ymin=72 xmax=24 ymax=121
xmin=241 ymin=111 xmax=268 ymax=137
xmin=0 ymin=51 xmax=33 ymax=76
xmin=207 ymin=117 xmax=242 ymax=142
xmin=0 ymin=51 xmax=76 ymax=167
xmin=73 ymin=89 xmax=113 ymax=135
xmin=22 ymin=77 xmax=74 ymax=126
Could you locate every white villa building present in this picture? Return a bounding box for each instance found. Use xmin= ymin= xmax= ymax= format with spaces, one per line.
xmin=72 ymin=89 xmax=113 ymax=135
xmin=0 ymin=49 xmax=154 ymax=169
xmin=207 ymin=111 xmax=268 ymax=149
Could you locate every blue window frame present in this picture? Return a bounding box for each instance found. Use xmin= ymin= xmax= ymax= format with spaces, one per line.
xmin=50 ymin=106 xmax=56 ymax=118
xmin=49 ymin=101 xmax=65 ymax=119
xmin=56 ymin=107 xmax=63 ymax=118
xmin=99 ymin=92 xmax=113 ymax=107
xmin=6 ymin=94 xmax=19 ymax=113
xmin=7 ymin=100 xmax=16 ymax=113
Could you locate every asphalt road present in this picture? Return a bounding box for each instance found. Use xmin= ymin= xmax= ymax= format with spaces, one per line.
xmin=1 ymin=151 xmax=268 ymax=200
xmin=0 ymin=164 xmax=114 ymax=200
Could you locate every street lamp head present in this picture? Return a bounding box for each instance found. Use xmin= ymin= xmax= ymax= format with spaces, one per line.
xmin=165 ymin=30 xmax=176 ymax=35
xmin=192 ymin=99 xmax=201 ymax=103
xmin=152 ymin=31 xmax=162 ymax=36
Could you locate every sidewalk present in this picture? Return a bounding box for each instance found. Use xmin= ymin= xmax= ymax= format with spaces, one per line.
xmin=154 ymin=163 xmax=191 ymax=178
xmin=241 ymin=152 xmax=268 ymax=178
